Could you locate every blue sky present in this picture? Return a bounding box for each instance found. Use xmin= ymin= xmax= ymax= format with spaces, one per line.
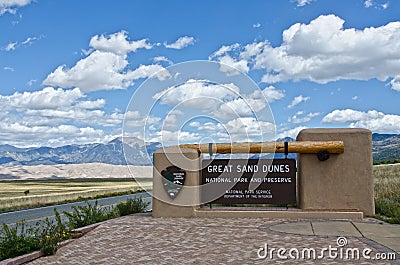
xmin=0 ymin=0 xmax=399 ymax=147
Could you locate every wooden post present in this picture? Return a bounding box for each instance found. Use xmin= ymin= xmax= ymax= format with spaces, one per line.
xmin=176 ymin=141 xmax=344 ymax=154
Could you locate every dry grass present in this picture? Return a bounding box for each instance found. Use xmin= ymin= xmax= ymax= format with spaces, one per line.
xmin=373 ymin=164 xmax=400 ymax=223
xmin=0 ymin=178 xmax=152 ymax=211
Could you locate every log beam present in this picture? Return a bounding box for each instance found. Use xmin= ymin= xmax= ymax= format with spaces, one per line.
xmin=176 ymin=141 xmax=344 ymax=154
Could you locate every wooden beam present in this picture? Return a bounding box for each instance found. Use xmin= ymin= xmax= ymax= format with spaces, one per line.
xmin=176 ymin=141 xmax=344 ymax=154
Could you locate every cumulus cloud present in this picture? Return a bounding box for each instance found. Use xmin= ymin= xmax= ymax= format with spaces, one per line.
xmin=153 ymin=56 xmax=173 ymax=65
xmin=185 ymin=118 xmax=275 ymax=143
xmin=390 ymin=75 xmax=400 ymax=91
xmin=43 ymin=31 xmax=169 ymax=92
xmin=210 ymin=15 xmax=400 ymax=91
xmin=153 ymin=79 xmax=240 ymax=108
xmin=276 ymin=126 xmax=308 ymax=139
xmin=0 ymin=87 xmax=128 ymax=146
xmin=262 ymin=86 xmax=285 ymax=102
xmin=1 ymin=87 xmax=83 ymax=110
xmin=89 ymin=31 xmax=152 ymax=55
xmin=209 ymin=43 xmax=249 ymax=75
xmin=164 ymin=36 xmax=195 ymax=49
xmin=322 ymin=109 xmax=400 ymax=133
xmin=288 ymin=95 xmax=310 ymax=109
xmin=0 ymin=0 xmax=32 ymax=15
xmin=288 ymin=111 xmax=320 ymax=124
xmin=0 ymin=122 xmax=106 ymax=147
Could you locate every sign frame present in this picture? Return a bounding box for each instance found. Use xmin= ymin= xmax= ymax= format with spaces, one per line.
xmin=200 ymin=159 xmax=296 ymax=205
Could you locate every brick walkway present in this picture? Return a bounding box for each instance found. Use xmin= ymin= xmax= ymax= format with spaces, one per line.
xmin=28 ymin=214 xmax=398 ymax=265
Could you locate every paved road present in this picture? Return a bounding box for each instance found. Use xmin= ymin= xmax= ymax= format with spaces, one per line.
xmin=0 ymin=192 xmax=152 ymax=227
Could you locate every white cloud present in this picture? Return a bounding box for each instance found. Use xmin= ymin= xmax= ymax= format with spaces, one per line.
xmin=276 ymin=126 xmax=307 ymax=139
xmin=153 ymin=79 xmax=240 ymax=108
xmin=209 ymin=43 xmax=240 ymax=58
xmin=153 ymin=56 xmax=173 ymax=65
xmin=211 ymin=15 xmax=400 ymax=91
xmin=217 ymin=55 xmax=249 ymax=75
xmin=215 ymin=88 xmax=280 ymax=120
xmin=209 ymin=43 xmax=249 ymax=75
xmin=186 ymin=118 xmax=275 ymax=143
xmin=164 ymin=36 xmax=195 ymax=49
xmin=2 ymin=35 xmax=41 ymax=52
xmin=0 ymin=87 xmax=126 ymax=146
xmin=262 ymin=86 xmax=285 ymax=102
xmin=352 ymin=96 xmax=359 ymax=100
xmin=382 ymin=2 xmax=389 ymax=9
xmin=288 ymin=95 xmax=310 ymax=109
xmin=27 ymin=79 xmax=36 ymax=86
xmin=390 ymin=75 xmax=400 ymax=91
xmin=225 ymin=117 xmax=275 ymax=141
xmin=288 ymin=111 xmax=320 ymax=123
xmin=322 ymin=109 xmax=381 ymax=123
xmin=89 ymin=31 xmax=152 ymax=55
xmin=75 ymin=99 xmax=105 ymax=110
xmin=1 ymin=87 xmax=84 ymax=110
xmin=4 ymin=66 xmax=14 ymax=71
xmin=3 ymin=41 xmax=17 ymax=51
xmin=43 ymin=31 xmax=168 ymax=92
xmin=322 ymin=109 xmax=400 ymax=133
xmin=364 ymin=0 xmax=389 ymax=9
xmin=253 ymin=23 xmax=261 ymax=28
xmin=0 ymin=0 xmax=32 ymax=16
xmin=150 ymin=129 xmax=200 ymax=144
xmin=364 ymin=0 xmax=373 ymax=8
xmin=21 ymin=36 xmax=37 ymax=46
xmin=296 ymin=0 xmax=314 ymax=7
xmin=0 ymin=122 xmax=106 ymax=147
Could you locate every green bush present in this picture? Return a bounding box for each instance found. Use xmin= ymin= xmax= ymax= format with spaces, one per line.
xmin=115 ymin=197 xmax=149 ymax=216
xmin=63 ymin=200 xmax=113 ymax=229
xmin=0 ymin=198 xmax=148 ymax=260
xmin=33 ymin=209 xmax=70 ymax=255
xmin=0 ymin=222 xmax=40 ymax=260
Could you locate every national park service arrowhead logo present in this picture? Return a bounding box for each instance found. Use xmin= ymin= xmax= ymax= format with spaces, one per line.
xmin=161 ymin=166 xmax=186 ymax=199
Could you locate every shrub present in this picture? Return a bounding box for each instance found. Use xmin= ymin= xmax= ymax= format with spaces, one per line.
xmin=0 ymin=222 xmax=40 ymax=260
xmin=63 ymin=200 xmax=113 ymax=229
xmin=33 ymin=209 xmax=70 ymax=255
xmin=0 ymin=197 xmax=147 ymax=261
xmin=115 ymin=197 xmax=149 ymax=216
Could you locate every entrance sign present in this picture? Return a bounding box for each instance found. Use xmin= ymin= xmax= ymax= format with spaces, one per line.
xmin=161 ymin=166 xmax=186 ymax=199
xmin=201 ymin=159 xmax=296 ymax=204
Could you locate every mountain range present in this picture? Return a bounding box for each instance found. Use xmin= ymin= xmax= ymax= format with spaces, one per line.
xmin=0 ymin=134 xmax=398 ymax=166
xmin=0 ymin=137 xmax=161 ymax=166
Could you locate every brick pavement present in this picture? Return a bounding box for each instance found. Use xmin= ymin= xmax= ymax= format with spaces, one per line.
xmin=28 ymin=214 xmax=398 ymax=265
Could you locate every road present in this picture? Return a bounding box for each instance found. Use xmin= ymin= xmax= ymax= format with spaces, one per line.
xmin=0 ymin=192 xmax=152 ymax=227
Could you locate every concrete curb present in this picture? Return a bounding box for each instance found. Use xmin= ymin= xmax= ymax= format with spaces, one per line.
xmin=0 ymin=223 xmax=101 ymax=265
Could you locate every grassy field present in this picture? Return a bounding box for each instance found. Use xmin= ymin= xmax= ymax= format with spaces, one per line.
xmin=373 ymin=163 xmax=400 ymax=223
xmin=0 ymin=178 xmax=152 ymax=211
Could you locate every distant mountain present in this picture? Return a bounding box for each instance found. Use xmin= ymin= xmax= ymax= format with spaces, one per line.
xmin=0 ymin=133 xmax=398 ymax=165
xmin=372 ymin=133 xmax=400 ymax=162
xmin=253 ymin=134 xmax=400 ymax=162
xmin=0 ymin=137 xmax=161 ymax=166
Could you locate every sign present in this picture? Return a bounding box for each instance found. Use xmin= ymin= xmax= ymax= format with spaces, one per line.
xmin=161 ymin=166 xmax=186 ymax=199
xmin=201 ymin=159 xmax=296 ymax=204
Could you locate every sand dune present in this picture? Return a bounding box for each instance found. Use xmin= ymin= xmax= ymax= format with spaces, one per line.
xmin=0 ymin=163 xmax=152 ymax=180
